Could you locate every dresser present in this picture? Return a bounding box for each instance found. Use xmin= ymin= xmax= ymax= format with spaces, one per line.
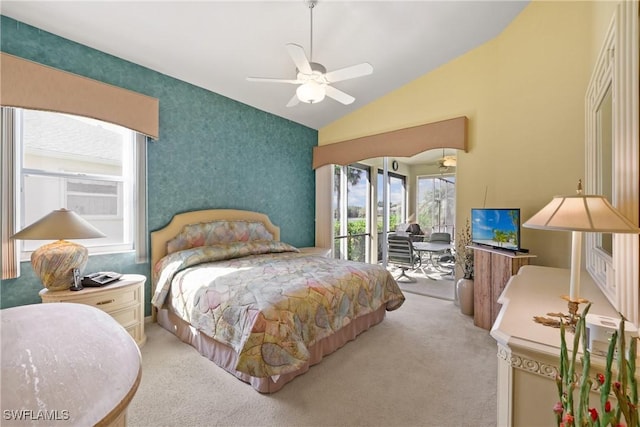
xmin=470 ymin=245 xmax=536 ymax=330
xmin=40 ymin=274 xmax=146 ymax=347
xmin=491 ymin=266 xmax=619 ymax=426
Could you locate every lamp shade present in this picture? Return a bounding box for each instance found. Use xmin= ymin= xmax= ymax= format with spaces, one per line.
xmin=12 ymin=208 xmax=106 ymax=240
xmin=524 ymin=189 xmax=640 ymax=303
xmin=523 ymin=195 xmax=640 ymax=233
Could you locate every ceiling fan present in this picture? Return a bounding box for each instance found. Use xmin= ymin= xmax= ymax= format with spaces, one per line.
xmin=437 ymin=149 xmax=457 ymax=172
xmin=247 ymin=0 xmax=373 ymax=107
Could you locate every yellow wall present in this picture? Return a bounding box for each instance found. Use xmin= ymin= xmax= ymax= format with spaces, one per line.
xmin=319 ymin=1 xmax=618 ymax=268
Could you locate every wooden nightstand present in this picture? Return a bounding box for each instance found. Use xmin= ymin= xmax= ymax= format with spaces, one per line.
xmin=299 ymin=247 xmax=332 ymax=257
xmin=39 ymin=274 xmax=147 ymax=347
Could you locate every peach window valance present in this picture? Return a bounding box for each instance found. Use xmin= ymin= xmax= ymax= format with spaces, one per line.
xmin=0 ymin=52 xmax=159 ymax=139
xmin=312 ymin=116 xmax=468 ymax=169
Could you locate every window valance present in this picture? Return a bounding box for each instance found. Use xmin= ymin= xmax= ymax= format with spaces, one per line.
xmin=0 ymin=52 xmax=159 ymax=139
xmin=313 ymin=116 xmax=468 ymax=169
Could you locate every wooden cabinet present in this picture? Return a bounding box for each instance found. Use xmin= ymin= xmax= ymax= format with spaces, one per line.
xmin=40 ymin=274 xmax=147 ymax=347
xmin=299 ymin=247 xmax=332 ymax=257
xmin=471 ymin=245 xmax=536 ymax=330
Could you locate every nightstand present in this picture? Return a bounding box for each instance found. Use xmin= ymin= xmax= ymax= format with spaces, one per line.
xmin=39 ymin=274 xmax=147 ymax=347
xmin=299 ymin=247 xmax=332 ymax=257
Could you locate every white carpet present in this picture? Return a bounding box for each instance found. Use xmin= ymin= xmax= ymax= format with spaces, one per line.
xmin=128 ymin=292 xmax=496 ymax=427
xmin=389 ymin=266 xmax=456 ymax=301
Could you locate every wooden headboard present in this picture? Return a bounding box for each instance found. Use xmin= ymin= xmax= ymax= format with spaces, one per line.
xmin=150 ymin=209 xmax=280 ymax=271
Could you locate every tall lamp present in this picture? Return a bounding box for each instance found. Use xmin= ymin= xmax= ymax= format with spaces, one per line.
xmin=11 ymin=208 xmax=105 ymax=291
xmin=523 ymin=181 xmax=640 ymax=328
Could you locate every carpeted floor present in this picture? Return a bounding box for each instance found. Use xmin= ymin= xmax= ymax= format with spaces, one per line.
xmin=388 ymin=265 xmax=456 ymax=301
xmin=128 ymin=292 xmax=495 ymax=427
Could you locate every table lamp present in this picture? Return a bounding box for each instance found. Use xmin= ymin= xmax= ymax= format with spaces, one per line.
xmin=523 ymin=180 xmax=640 ymax=328
xmin=11 ymin=208 xmax=106 ymax=291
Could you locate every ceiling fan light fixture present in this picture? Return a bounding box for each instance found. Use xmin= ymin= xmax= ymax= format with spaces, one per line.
xmin=296 ymin=81 xmax=326 ymax=103
xmin=442 ymin=157 xmax=457 ymax=167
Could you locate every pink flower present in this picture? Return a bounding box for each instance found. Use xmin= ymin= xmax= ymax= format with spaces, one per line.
xmin=564 ymin=413 xmax=575 ymax=426
xmin=553 ymin=402 xmax=564 ymax=415
xmin=589 ymin=408 xmax=598 ymax=421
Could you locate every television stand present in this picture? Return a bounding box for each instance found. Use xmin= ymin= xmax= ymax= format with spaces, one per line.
xmin=468 ymin=244 xmax=537 ymax=330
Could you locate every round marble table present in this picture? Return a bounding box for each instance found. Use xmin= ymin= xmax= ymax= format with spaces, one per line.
xmin=1 ymin=302 xmax=142 ymax=426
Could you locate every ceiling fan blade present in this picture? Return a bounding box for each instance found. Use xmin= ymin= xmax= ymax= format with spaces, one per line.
xmin=325 ymin=85 xmax=355 ymax=105
xmin=246 ymin=77 xmax=301 ymax=84
xmin=286 ymin=94 xmax=300 ymax=108
xmin=325 ymin=63 xmax=373 ymax=83
xmin=286 ymin=43 xmax=312 ymax=74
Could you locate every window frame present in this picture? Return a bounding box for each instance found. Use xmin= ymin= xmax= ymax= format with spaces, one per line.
xmin=1 ymin=107 xmax=148 ymax=278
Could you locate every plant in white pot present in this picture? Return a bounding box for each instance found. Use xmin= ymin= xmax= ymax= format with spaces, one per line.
xmin=455 ymin=218 xmax=474 ymax=315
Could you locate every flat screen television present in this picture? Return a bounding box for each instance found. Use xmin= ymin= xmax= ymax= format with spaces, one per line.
xmin=471 ymin=208 xmax=521 ymax=251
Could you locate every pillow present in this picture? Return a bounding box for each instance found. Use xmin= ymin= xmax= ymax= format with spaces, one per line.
xmin=166 ymin=220 xmax=274 ymax=254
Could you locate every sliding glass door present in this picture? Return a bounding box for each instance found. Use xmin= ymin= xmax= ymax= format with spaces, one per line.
xmin=328 ymin=154 xmax=456 ymax=265
xmin=416 ymin=175 xmax=456 ymax=236
xmin=377 ymin=170 xmax=406 ymax=234
xmin=332 ymin=160 xmax=410 ymax=265
xmin=333 ymin=164 xmax=371 ymax=262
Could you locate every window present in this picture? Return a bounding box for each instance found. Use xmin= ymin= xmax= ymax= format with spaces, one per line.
xmin=2 ymin=107 xmax=147 ymax=268
xmin=416 ymin=175 xmax=456 ymax=236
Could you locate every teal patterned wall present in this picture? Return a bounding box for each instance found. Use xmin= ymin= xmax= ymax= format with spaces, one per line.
xmin=0 ymin=16 xmax=318 ymax=314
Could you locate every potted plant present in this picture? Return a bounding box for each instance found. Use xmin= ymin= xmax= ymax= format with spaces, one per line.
xmin=455 ymin=218 xmax=474 ymax=315
xmin=554 ymin=304 xmax=638 ymax=427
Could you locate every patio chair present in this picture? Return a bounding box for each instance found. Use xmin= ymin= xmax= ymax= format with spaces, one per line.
xmin=387 ymin=234 xmax=421 ymax=282
xmin=429 ymin=232 xmax=454 ymax=271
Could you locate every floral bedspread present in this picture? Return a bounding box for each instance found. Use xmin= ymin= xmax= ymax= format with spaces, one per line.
xmin=151 ymin=241 xmax=405 ymax=378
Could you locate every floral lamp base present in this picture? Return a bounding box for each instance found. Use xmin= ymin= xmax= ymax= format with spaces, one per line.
xmin=31 ymin=240 xmax=88 ymax=291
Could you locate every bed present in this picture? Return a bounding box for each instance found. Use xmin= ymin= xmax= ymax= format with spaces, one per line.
xmin=150 ymin=209 xmax=405 ymax=393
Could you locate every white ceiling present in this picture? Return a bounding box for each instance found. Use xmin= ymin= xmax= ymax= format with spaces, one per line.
xmin=1 ymin=0 xmax=529 ymax=133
